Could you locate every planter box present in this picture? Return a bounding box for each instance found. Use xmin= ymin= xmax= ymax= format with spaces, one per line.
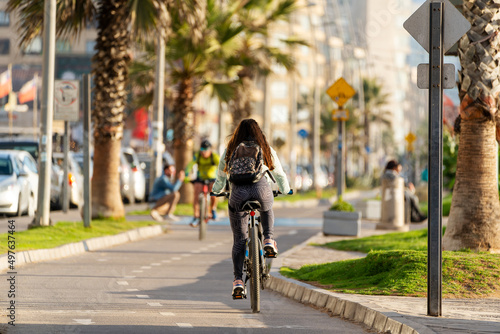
xmin=355 ymin=200 xmax=381 ymax=220
xmin=323 ymin=211 xmax=362 ymax=237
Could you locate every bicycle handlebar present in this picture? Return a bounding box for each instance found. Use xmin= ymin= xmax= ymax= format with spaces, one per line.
xmin=210 ymin=189 xmax=293 ymax=198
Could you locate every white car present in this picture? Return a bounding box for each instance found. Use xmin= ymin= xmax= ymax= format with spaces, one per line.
xmin=0 ymin=150 xmax=38 ymax=217
xmin=122 ymin=147 xmax=146 ymax=203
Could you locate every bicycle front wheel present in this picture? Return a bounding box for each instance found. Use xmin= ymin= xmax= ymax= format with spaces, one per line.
xmin=199 ymin=194 xmax=207 ymax=240
xmin=249 ymin=222 xmax=261 ymax=313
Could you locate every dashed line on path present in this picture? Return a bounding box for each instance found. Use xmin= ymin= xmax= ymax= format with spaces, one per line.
xmin=162 ymin=260 xmax=171 ymax=263
xmin=124 ymin=276 xmax=136 ymax=279
xmin=288 ymin=229 xmax=298 ymax=235
xmin=117 ymin=281 xmax=129 ymax=286
xmin=141 ymin=266 xmax=152 ymax=269
xmin=132 ymin=270 xmax=143 ymax=273
xmin=172 ymin=257 xmax=182 ymax=260
xmin=160 ymin=312 xmax=175 ymax=316
xmin=190 ymin=250 xmax=201 ymax=254
xmin=177 ymin=323 xmax=193 ymax=328
xmin=181 ymin=254 xmax=192 ymax=257
xmin=136 ymin=295 xmax=149 ymax=299
xmin=97 ymin=259 xmax=108 ymax=262
xmin=148 ymin=302 xmax=162 ymax=307
xmin=127 ymin=289 xmax=139 ymax=292
xmin=151 ymin=263 xmax=161 ymax=266
xmin=73 ymin=319 xmax=95 ymax=325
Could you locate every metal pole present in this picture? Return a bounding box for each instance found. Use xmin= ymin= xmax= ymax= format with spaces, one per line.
xmin=290 ymin=75 xmax=297 ymax=190
xmin=62 ymin=121 xmax=69 ymax=213
xmin=83 ymin=74 xmax=91 ymax=227
xmin=151 ymin=35 xmax=166 ymax=186
xmin=33 ymin=0 xmax=56 ymax=227
xmin=427 ymin=1 xmax=443 ymax=317
xmin=33 ymin=74 xmax=38 ymax=139
xmin=336 ymin=111 xmax=344 ymax=199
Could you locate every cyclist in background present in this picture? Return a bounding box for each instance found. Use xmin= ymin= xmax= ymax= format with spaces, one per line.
xmin=211 ymin=119 xmax=291 ymax=297
xmin=185 ymin=139 xmax=220 ymax=226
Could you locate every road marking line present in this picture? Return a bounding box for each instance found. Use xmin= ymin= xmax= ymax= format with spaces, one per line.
xmin=148 ymin=302 xmax=162 ymax=307
xmin=151 ymin=263 xmax=161 ymax=266
xmin=141 ymin=266 xmax=152 ymax=269
xmin=73 ymin=319 xmax=95 ymax=325
xmin=191 ymin=250 xmax=201 ymax=254
xmin=172 ymin=257 xmax=182 ymax=260
xmin=177 ymin=323 xmax=193 ymax=328
xmin=288 ymin=229 xmax=298 ymax=235
xmin=136 ymin=295 xmax=149 ymax=299
xmin=162 ymin=260 xmax=171 ymax=263
xmin=127 ymin=289 xmax=139 ymax=292
xmin=181 ymin=254 xmax=192 ymax=257
xmin=97 ymin=259 xmax=108 ymax=262
xmin=132 ymin=270 xmax=143 ymax=273
xmin=160 ymin=312 xmax=175 ymax=316
xmin=117 ymin=281 xmax=129 ymax=286
xmin=124 ymin=276 xmax=136 ymax=279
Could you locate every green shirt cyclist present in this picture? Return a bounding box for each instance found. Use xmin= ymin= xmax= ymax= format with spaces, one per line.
xmin=185 ymin=140 xmax=220 ymax=226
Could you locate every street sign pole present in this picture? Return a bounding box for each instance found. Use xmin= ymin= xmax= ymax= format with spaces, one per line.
xmin=82 ymin=74 xmax=91 ymax=228
xmin=62 ymin=121 xmax=69 ymax=213
xmin=336 ymin=106 xmax=345 ymax=199
xmin=428 ymin=2 xmax=444 ymax=317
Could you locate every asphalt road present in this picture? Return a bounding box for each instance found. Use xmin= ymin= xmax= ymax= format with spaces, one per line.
xmin=0 ymin=206 xmax=375 ymax=333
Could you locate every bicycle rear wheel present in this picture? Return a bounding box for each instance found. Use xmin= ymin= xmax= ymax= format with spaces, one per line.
xmin=249 ymin=221 xmax=261 ymax=313
xmin=199 ymin=194 xmax=207 ymax=240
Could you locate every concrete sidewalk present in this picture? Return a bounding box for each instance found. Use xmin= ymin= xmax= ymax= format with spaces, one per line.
xmin=266 ymin=222 xmax=500 ymax=334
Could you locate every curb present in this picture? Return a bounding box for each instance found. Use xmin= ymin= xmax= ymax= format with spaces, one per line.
xmin=0 ymin=225 xmax=166 ymax=273
xmin=266 ymin=233 xmax=428 ymax=334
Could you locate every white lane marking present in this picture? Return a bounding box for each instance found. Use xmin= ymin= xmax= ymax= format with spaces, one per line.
xmin=288 ymin=229 xmax=298 ymax=235
xmin=97 ymin=259 xmax=108 ymax=262
xmin=177 ymin=323 xmax=193 ymax=328
xmin=132 ymin=270 xmax=143 ymax=273
xmin=171 ymin=257 xmax=182 ymax=260
xmin=117 ymin=281 xmax=129 ymax=286
xmin=162 ymin=260 xmax=171 ymax=263
xmin=124 ymin=276 xmax=136 ymax=279
xmin=73 ymin=319 xmax=95 ymax=325
xmin=148 ymin=302 xmax=162 ymax=307
xmin=181 ymin=254 xmax=192 ymax=257
xmin=151 ymin=263 xmax=161 ymax=266
xmin=191 ymin=250 xmax=201 ymax=254
xmin=136 ymin=295 xmax=149 ymax=299
xmin=127 ymin=289 xmax=139 ymax=292
xmin=141 ymin=266 xmax=152 ymax=269
xmin=160 ymin=312 xmax=175 ymax=316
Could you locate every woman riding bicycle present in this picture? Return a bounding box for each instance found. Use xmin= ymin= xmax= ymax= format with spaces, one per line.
xmin=211 ymin=119 xmax=291 ymax=297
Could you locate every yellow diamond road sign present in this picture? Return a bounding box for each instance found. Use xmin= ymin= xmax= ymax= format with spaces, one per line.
xmin=405 ymin=132 xmax=417 ymax=144
xmin=326 ymin=78 xmax=356 ymax=107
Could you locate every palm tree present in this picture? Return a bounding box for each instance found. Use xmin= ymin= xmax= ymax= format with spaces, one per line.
xmin=362 ymin=78 xmax=390 ymax=174
xmin=443 ymin=0 xmax=500 ymax=252
xmin=6 ymin=0 xmax=189 ymax=218
xmin=228 ymin=0 xmax=303 ymax=129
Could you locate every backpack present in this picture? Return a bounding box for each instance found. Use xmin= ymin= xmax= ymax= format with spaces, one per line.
xmin=227 ymin=141 xmax=265 ymax=185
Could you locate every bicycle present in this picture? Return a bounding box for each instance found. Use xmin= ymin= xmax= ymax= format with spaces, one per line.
xmin=191 ymin=179 xmax=212 ymax=240
xmin=212 ymin=189 xmax=292 ymax=313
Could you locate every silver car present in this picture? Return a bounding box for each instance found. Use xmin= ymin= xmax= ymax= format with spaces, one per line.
xmin=0 ymin=150 xmax=38 ymax=217
xmin=53 ymin=152 xmax=84 ymax=208
xmin=122 ymin=147 xmax=146 ymax=203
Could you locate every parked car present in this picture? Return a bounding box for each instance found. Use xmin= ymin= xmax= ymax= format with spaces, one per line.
xmin=53 ymin=152 xmax=84 ymax=208
xmin=0 ymin=150 xmax=38 ymax=217
xmin=0 ymin=139 xmax=62 ymax=208
xmin=122 ymin=147 xmax=146 ymax=203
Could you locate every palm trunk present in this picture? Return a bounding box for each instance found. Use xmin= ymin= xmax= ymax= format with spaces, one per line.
xmin=91 ymin=0 xmax=130 ymax=218
xmin=173 ymin=77 xmax=195 ymax=204
xmin=443 ymin=0 xmax=500 ymax=252
xmin=231 ymin=74 xmax=253 ymax=130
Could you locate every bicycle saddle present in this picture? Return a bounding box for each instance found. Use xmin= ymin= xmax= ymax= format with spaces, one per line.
xmin=241 ymin=200 xmax=261 ymax=211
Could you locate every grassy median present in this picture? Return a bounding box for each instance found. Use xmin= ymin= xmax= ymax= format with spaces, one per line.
xmin=0 ymin=220 xmax=159 ymax=254
xmin=282 ymin=228 xmax=500 ymax=298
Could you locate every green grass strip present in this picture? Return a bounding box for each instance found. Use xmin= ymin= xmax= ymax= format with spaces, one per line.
xmin=0 ymin=220 xmax=159 ymax=254
xmin=281 ymin=250 xmax=500 ymax=297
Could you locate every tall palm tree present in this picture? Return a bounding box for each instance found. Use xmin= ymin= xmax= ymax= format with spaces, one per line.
xmin=6 ymin=0 xmax=184 ymax=218
xmin=362 ymin=78 xmax=390 ymax=174
xmin=228 ymin=0 xmax=303 ymax=129
xmin=443 ymin=0 xmax=500 ymax=252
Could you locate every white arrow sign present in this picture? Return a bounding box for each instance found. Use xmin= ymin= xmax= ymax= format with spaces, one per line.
xmin=73 ymin=319 xmax=95 ymax=325
xmin=404 ymin=0 xmax=471 ymax=54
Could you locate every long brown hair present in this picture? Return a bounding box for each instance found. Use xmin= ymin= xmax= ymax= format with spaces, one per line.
xmin=224 ymin=119 xmax=275 ymax=171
